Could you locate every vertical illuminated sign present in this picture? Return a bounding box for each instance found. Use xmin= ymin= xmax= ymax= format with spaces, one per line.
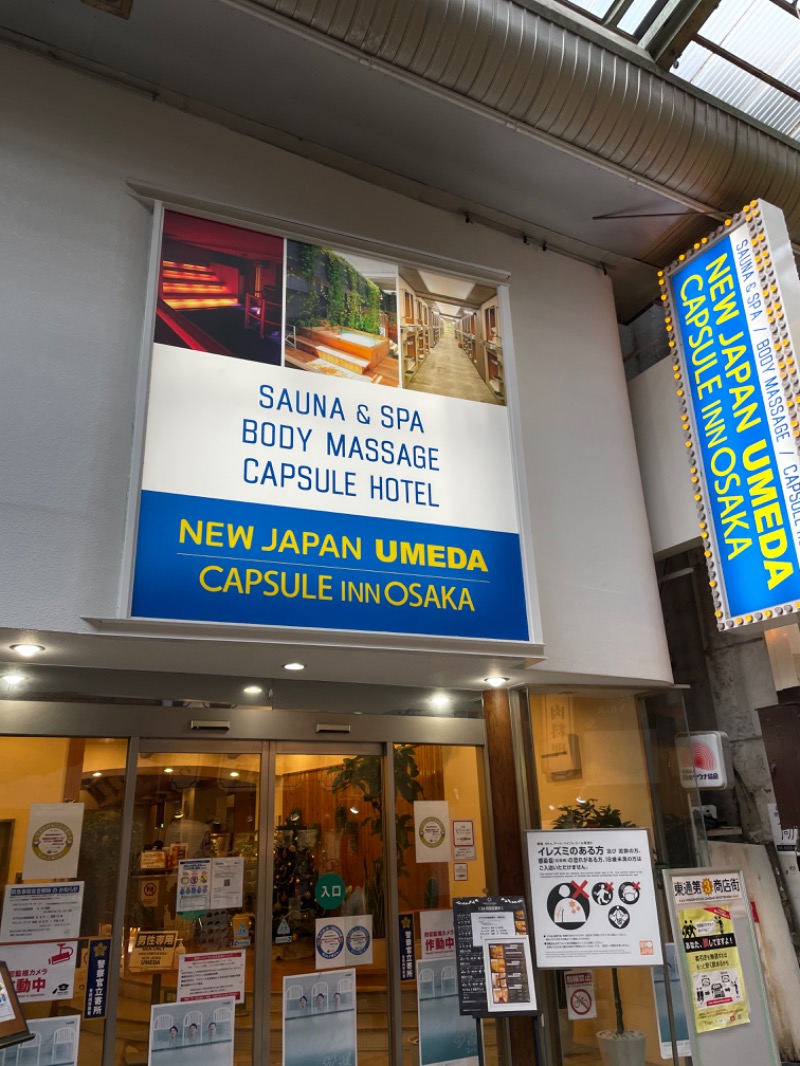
xmin=663 ymin=200 xmax=800 ymax=629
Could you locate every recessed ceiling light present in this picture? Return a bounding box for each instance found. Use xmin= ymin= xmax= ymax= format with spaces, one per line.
xmin=430 ymin=694 xmax=451 ymax=710
xmin=1 ymin=672 xmax=26 ymax=686
xmin=243 ymin=685 xmax=263 ymax=695
xmin=164 ymin=767 xmax=174 ymax=774
xmin=484 ymin=676 xmax=509 ymax=688
xmin=283 ymin=662 xmax=305 ymax=671
xmin=229 ymin=770 xmax=239 ymax=778
xmin=10 ymin=643 xmax=45 ymax=658
xmin=92 ymin=771 xmax=102 ymax=778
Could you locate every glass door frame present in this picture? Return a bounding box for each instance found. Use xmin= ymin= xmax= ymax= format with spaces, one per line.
xmin=0 ymin=698 xmax=488 ymax=1066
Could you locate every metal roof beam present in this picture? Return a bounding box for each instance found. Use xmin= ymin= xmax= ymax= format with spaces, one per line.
xmin=638 ymin=0 xmax=722 ymax=68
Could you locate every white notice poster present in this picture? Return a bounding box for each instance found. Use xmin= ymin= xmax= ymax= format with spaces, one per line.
xmin=176 ymin=859 xmax=211 ymax=913
xmin=526 ymin=828 xmax=662 ymax=968
xmin=2 ymin=941 xmax=78 ymax=1001
xmin=420 ymin=909 xmax=456 ymax=960
xmin=210 ymin=858 xmax=244 ymax=910
xmin=415 ymin=802 xmax=452 ymax=864
xmin=0 ymin=883 xmax=84 ymax=942
xmin=315 ymin=916 xmax=373 ymax=969
xmin=177 ymin=950 xmax=246 ymax=1003
xmin=23 ymin=803 xmax=84 ymax=880
xmin=283 ymin=970 xmax=356 ymax=1066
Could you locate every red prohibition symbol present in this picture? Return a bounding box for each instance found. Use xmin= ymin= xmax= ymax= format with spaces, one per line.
xmin=570 ymin=989 xmax=592 ymax=1016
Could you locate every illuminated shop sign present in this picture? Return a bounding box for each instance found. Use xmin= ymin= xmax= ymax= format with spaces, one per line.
xmin=128 ymin=209 xmax=531 ymax=642
xmin=663 ymin=200 xmax=800 ymax=629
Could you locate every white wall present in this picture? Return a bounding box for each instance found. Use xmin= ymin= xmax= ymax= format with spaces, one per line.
xmin=628 ymin=358 xmax=699 ymax=556
xmin=0 ymin=48 xmax=671 ymax=686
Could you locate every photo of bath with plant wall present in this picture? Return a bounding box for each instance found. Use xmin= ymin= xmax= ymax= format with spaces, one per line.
xmin=283 ymin=240 xmax=399 ymax=386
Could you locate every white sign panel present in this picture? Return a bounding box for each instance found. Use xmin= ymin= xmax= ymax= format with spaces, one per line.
xmin=315 ymin=916 xmax=373 ymax=969
xmin=0 ymin=883 xmax=84 ymax=942
xmin=415 ymin=802 xmax=452 ymax=863
xmin=129 ymin=212 xmax=533 ymax=648
xmin=23 ymin=803 xmax=84 ymax=880
xmin=210 ymin=858 xmax=244 ymax=910
xmin=420 ymin=909 xmax=456 ymax=959
xmin=526 ymin=828 xmax=663 ymax=968
xmin=565 ymin=970 xmax=597 ymax=1021
xmin=177 ymin=950 xmax=246 ymax=1003
xmin=2 ymin=940 xmax=78 ymax=1001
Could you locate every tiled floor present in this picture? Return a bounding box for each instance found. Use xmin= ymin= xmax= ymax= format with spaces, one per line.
xmin=408 ymin=335 xmax=499 ymax=405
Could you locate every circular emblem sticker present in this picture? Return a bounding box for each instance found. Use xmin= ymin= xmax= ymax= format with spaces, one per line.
xmin=315 ymin=872 xmax=347 ymax=910
xmin=316 ymin=924 xmax=345 ymax=961
xmin=32 ymin=822 xmax=74 ymax=861
xmin=346 ymin=924 xmax=371 ymax=957
xmin=418 ymin=816 xmax=446 ymax=849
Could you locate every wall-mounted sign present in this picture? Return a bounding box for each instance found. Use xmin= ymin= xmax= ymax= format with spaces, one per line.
xmin=526 ymin=828 xmax=662 ymax=969
xmin=314 ymin=916 xmax=373 ymax=969
xmin=129 ymin=931 xmax=179 ymax=972
xmin=84 ymin=937 xmax=112 ymax=1020
xmin=129 ymin=211 xmax=533 ymax=646
xmin=420 ymin=909 xmax=455 ymax=959
xmin=398 ymin=913 xmax=415 ymax=980
xmin=177 ymin=950 xmax=246 ymax=1003
xmin=663 ymin=200 xmax=800 ymax=629
xmin=676 ymin=732 xmax=730 ymax=789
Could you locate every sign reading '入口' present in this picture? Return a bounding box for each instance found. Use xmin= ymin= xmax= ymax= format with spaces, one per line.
xmin=664 ymin=200 xmax=800 ymax=628
xmin=129 ymin=210 xmax=530 ymax=642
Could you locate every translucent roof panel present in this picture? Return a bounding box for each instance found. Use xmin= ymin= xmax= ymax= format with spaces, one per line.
xmin=560 ymin=0 xmax=618 ymax=18
xmin=674 ymin=37 xmax=800 ymax=141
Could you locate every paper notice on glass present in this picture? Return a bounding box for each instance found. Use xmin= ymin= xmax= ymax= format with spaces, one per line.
xmin=420 ymin=909 xmax=456 ymax=959
xmin=23 ymin=803 xmax=84 ymax=880
xmin=28 ymin=1015 xmax=81 ymax=1066
xmin=315 ymin=916 xmax=373 ymax=969
xmin=482 ymin=938 xmax=536 ymax=1013
xmin=0 ymin=883 xmax=84 ymax=942
xmin=2 ymin=941 xmax=78 ymax=1001
xmin=283 ymin=970 xmax=356 ymax=1066
xmin=415 ymin=801 xmax=452 ymax=863
xmin=149 ymin=996 xmax=235 ymax=1066
xmin=211 ymin=858 xmax=244 ymax=909
xmin=417 ymin=958 xmax=479 ymax=1066
xmin=177 ymin=859 xmax=211 ymax=912
xmin=178 ymin=950 xmax=246 ymax=1002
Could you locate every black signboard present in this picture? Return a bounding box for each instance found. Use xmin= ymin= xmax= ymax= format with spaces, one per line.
xmin=453 ymin=895 xmax=534 ymax=1017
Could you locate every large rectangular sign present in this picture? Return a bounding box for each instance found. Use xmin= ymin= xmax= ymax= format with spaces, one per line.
xmin=526 ymin=828 xmax=662 ymax=968
xmin=129 ymin=210 xmax=531 ymax=644
xmin=664 ymin=200 xmax=800 ymax=628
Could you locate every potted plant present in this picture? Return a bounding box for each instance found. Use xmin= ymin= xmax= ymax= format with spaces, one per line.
xmin=552 ymin=798 xmax=647 ymax=1066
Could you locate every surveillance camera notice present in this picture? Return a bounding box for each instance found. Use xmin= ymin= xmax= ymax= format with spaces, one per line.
xmin=526 ymin=828 xmax=662 ymax=968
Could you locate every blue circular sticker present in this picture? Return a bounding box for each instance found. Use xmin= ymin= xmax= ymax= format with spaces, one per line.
xmin=316 ymin=923 xmax=345 ymax=961
xmin=346 ymin=924 xmax=371 ymax=956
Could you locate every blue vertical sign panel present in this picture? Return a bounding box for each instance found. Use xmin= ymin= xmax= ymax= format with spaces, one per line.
xmin=669 ymin=231 xmax=800 ymax=618
xmin=84 ymin=938 xmax=112 ymax=1019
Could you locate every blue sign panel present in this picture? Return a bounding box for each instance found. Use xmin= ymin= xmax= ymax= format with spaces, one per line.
xmin=668 ymin=225 xmax=800 ymax=620
xmin=84 ymin=937 xmax=112 ymax=1019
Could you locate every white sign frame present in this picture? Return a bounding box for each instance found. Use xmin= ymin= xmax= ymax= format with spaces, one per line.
xmin=526 ymin=828 xmax=663 ymax=969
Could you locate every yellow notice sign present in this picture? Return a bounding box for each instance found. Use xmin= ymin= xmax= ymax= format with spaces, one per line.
xmin=129 ymin=931 xmax=178 ymax=973
xmin=679 ymin=906 xmax=749 ymax=1032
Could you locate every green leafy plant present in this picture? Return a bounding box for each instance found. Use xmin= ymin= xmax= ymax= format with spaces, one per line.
xmin=329 ymin=745 xmax=423 ymax=935
xmin=552 ymin=798 xmax=635 ymax=1037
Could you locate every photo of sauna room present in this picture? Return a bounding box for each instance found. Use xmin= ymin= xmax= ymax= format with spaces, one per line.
xmin=399 ymin=267 xmax=505 ymax=405
xmin=283 ymin=240 xmax=399 ymax=385
xmin=154 ymin=210 xmax=284 ymax=365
